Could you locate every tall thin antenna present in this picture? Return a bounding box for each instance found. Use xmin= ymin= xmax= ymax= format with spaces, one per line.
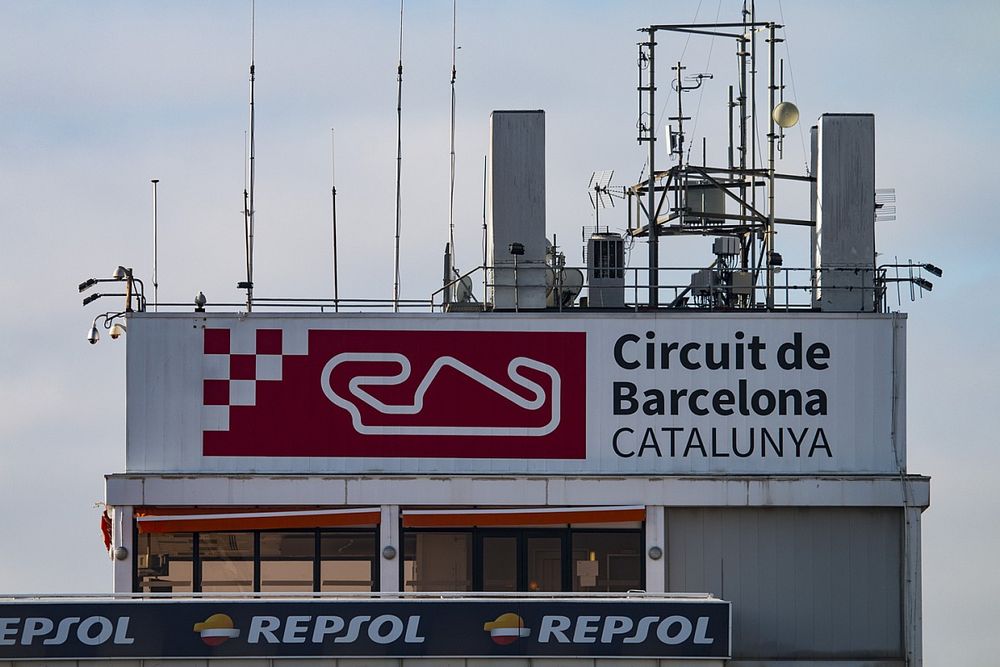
xmin=151 ymin=178 xmax=159 ymax=312
xmin=392 ymin=0 xmax=404 ymax=312
xmin=331 ymin=128 xmax=339 ymax=312
xmin=481 ymin=154 xmax=487 ymax=302
xmin=236 ymin=0 xmax=257 ymax=313
xmin=243 ymin=0 xmax=257 ymax=312
xmin=448 ymin=0 xmax=458 ymax=270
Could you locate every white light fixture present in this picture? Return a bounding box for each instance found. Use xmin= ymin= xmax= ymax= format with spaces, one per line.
xmin=772 ymin=101 xmax=800 ymax=129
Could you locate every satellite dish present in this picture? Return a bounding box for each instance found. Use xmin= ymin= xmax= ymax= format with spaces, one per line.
xmin=454 ymin=275 xmax=474 ymax=303
xmin=546 ymin=267 xmax=584 ymax=307
xmin=772 ymin=101 xmax=800 ymax=128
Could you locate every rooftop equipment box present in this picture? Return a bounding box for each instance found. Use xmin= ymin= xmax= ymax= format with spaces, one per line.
xmin=487 ymin=110 xmax=547 ymax=310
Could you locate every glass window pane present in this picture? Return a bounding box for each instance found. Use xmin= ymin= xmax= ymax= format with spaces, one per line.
xmin=526 ymin=537 xmax=562 ymax=592
xmin=571 ymin=532 xmax=642 ymax=592
xmin=403 ymin=531 xmax=472 ymax=592
xmin=200 ymin=532 xmax=254 ymax=593
xmin=321 ymin=531 xmax=376 ymax=592
xmin=481 ymin=536 xmax=518 ymax=592
xmin=261 ymin=531 xmax=315 ymax=593
xmin=137 ymin=532 xmax=193 ymax=593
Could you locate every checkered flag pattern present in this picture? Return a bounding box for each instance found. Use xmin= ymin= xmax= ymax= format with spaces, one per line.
xmin=201 ymin=328 xmax=285 ymax=432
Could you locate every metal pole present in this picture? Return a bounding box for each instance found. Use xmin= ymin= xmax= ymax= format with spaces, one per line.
xmin=392 ymin=0 xmax=404 ymax=312
xmin=151 ymin=179 xmax=159 ymax=312
xmin=448 ymin=0 xmax=457 ymax=263
xmin=513 ymin=254 xmax=519 ymax=313
xmin=727 ymin=85 xmax=734 ymax=170
xmin=738 ymin=4 xmax=751 ymax=280
xmin=646 ymin=32 xmax=658 ymax=308
xmin=482 ymin=154 xmax=487 ymax=304
xmin=766 ymin=21 xmax=776 ymax=309
xmin=247 ymin=0 xmax=256 ymax=313
xmin=331 ymin=128 xmax=339 ymax=312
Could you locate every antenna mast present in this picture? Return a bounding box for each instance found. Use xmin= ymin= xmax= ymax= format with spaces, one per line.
xmin=242 ymin=0 xmax=257 ymax=312
xmin=331 ymin=128 xmax=339 ymax=312
xmin=151 ymin=178 xmax=159 ymax=311
xmin=392 ymin=0 xmax=404 ymax=312
xmin=448 ymin=0 xmax=457 ymax=271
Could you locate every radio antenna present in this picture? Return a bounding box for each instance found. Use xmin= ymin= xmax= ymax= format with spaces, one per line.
xmin=331 ymin=128 xmax=339 ymax=312
xmin=392 ymin=0 xmax=404 ymax=312
xmin=241 ymin=0 xmax=257 ymax=312
xmin=448 ymin=0 xmax=458 ymax=269
xmin=151 ymin=178 xmax=159 ymax=311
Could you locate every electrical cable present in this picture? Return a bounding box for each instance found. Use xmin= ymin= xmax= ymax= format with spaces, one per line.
xmin=777 ymin=0 xmax=810 ymax=174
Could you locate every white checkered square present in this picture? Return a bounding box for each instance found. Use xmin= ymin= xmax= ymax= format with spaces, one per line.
xmin=203 ymin=354 xmax=230 ymax=380
xmin=202 ymin=405 xmax=230 ymax=431
xmin=229 ymin=379 xmax=256 ymax=406
xmin=256 ymin=354 xmax=283 ymax=381
xmin=229 ymin=327 xmax=258 ymax=354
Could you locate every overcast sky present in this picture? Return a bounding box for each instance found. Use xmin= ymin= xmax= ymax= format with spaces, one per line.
xmin=0 ymin=0 xmax=997 ymax=663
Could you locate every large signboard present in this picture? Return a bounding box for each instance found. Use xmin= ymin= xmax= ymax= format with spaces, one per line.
xmin=0 ymin=599 xmax=731 ymax=660
xmin=126 ymin=312 xmax=905 ymax=474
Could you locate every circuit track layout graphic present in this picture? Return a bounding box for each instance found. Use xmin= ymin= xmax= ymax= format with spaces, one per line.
xmin=321 ymin=352 xmax=561 ymax=436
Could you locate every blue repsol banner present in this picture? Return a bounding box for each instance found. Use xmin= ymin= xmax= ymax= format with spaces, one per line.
xmin=0 ymin=599 xmax=730 ymax=659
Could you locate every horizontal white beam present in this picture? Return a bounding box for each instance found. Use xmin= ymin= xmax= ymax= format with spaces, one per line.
xmin=107 ymin=474 xmax=929 ymax=509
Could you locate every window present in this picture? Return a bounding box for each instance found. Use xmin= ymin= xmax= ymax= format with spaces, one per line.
xmin=260 ymin=531 xmax=314 ymax=593
xmin=135 ymin=527 xmax=377 ymax=593
xmin=571 ymin=532 xmax=643 ymax=592
xmin=136 ymin=532 xmax=193 ymax=593
xmin=199 ymin=532 xmax=254 ymax=593
xmin=403 ymin=532 xmax=473 ymax=592
xmin=321 ymin=531 xmax=376 ymax=592
xmin=403 ymin=528 xmax=642 ymax=593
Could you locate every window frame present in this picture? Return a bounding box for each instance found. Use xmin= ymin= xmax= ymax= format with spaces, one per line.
xmin=134 ymin=525 xmax=379 ymax=593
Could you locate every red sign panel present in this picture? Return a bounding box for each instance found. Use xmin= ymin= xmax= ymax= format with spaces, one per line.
xmin=202 ymin=328 xmax=586 ymax=459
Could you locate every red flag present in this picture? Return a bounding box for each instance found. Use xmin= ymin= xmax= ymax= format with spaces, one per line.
xmin=101 ymin=511 xmax=113 ymax=556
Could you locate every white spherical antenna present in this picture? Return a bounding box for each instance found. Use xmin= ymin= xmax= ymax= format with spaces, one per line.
xmin=772 ymin=101 xmax=800 ymax=129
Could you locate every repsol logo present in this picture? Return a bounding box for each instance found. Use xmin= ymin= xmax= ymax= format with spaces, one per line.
xmin=0 ymin=616 xmax=135 ymax=646
xmin=537 ymin=614 xmax=715 ymax=645
xmin=246 ymin=615 xmax=425 ymax=645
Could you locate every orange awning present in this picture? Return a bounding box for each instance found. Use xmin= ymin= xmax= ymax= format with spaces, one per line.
xmin=402 ymin=505 xmax=645 ymax=528
xmin=135 ymin=507 xmax=381 ymax=534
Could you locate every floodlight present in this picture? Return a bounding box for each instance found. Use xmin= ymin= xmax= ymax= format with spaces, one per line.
xmin=79 ymin=278 xmax=98 ymax=293
xmin=922 ymin=263 xmax=943 ymax=277
xmin=913 ymin=277 xmax=933 ymax=292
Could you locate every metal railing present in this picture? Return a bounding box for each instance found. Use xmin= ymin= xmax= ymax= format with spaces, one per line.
xmin=122 ymin=264 xmax=931 ymax=316
xmin=0 ymin=591 xmax=716 ymax=601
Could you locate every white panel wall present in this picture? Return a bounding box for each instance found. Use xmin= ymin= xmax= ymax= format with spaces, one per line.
xmin=665 ymin=507 xmax=903 ymax=661
xmin=125 ymin=312 xmax=905 ymax=475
